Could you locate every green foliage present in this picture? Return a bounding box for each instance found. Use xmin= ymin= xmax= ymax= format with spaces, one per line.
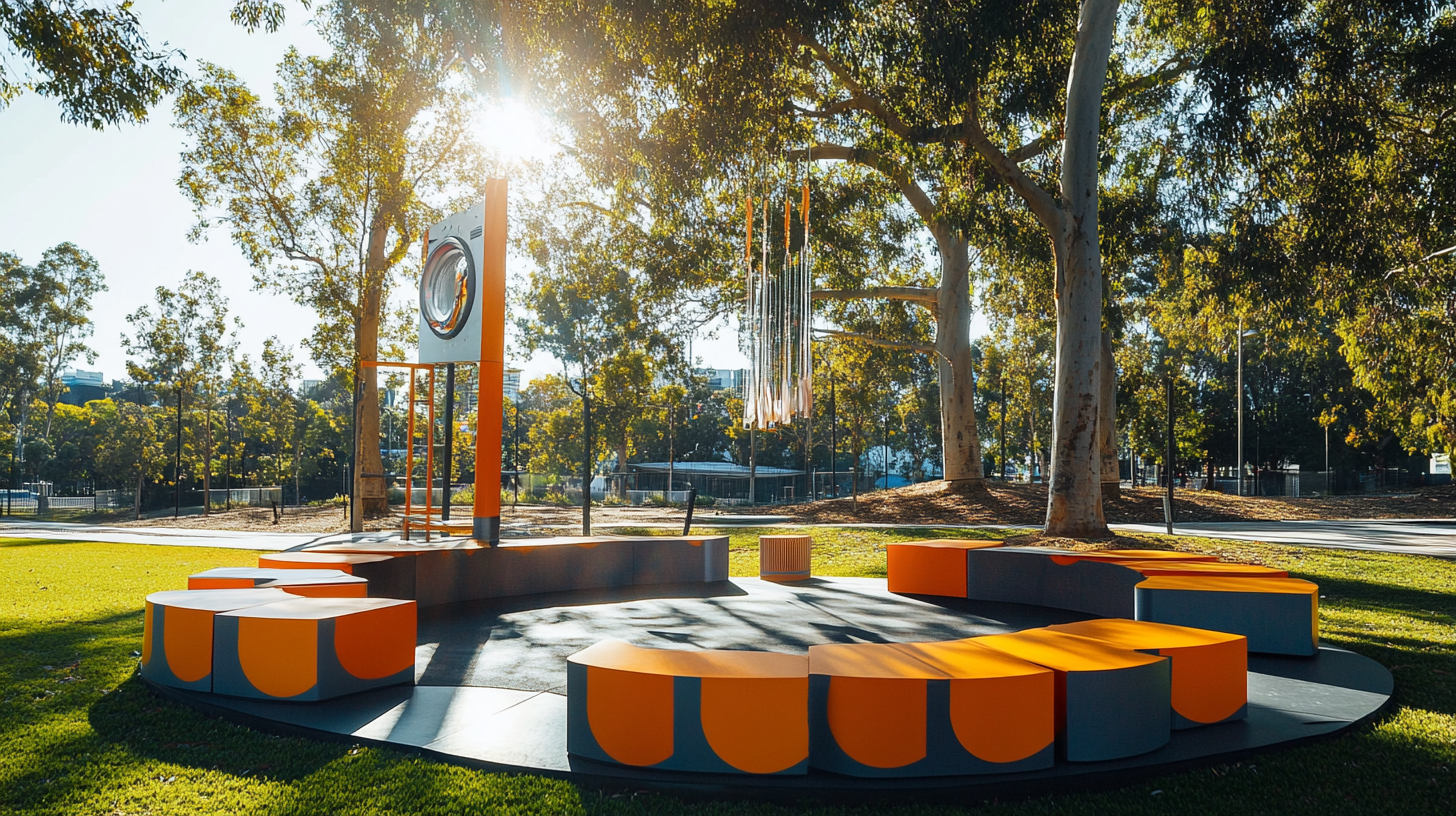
xmin=0 ymin=0 xmax=182 ymax=127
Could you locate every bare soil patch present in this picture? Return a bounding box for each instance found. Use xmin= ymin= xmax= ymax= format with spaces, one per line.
xmin=742 ymin=480 xmax=1456 ymax=525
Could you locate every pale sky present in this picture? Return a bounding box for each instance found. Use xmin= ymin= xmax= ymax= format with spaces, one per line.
xmin=1 ymin=2 xmax=987 ymax=391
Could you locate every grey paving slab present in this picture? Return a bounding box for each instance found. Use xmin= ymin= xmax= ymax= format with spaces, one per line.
xmin=1114 ymin=519 xmax=1456 ymax=557
xmin=0 ymin=519 xmax=403 ymax=551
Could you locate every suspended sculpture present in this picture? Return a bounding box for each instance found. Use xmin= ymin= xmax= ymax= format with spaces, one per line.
xmin=743 ymin=169 xmax=813 ymax=429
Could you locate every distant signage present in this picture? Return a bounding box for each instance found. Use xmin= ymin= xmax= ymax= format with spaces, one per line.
xmin=1432 ymin=453 xmax=1452 ymax=475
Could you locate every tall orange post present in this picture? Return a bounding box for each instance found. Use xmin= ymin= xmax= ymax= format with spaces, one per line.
xmin=474 ymin=178 xmax=507 ymax=544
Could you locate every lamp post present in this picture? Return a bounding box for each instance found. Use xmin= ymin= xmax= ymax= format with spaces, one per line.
xmin=999 ymin=369 xmax=1007 ymax=481
xmin=1236 ymin=316 xmax=1244 ymax=496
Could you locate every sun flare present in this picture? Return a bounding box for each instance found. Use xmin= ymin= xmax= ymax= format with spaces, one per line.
xmin=474 ymin=97 xmax=556 ymax=163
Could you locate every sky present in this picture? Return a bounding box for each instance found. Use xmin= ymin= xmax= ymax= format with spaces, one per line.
xmin=0 ymin=2 xmax=979 ymax=390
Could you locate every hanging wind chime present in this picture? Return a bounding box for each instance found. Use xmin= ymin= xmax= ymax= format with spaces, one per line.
xmin=743 ymin=155 xmax=813 ymax=429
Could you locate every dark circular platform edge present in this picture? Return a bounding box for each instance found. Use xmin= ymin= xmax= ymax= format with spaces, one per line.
xmin=141 ymin=644 xmax=1395 ymax=805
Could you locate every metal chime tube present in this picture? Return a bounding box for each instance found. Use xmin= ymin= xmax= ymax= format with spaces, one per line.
xmin=743 ymin=163 xmax=813 ymax=433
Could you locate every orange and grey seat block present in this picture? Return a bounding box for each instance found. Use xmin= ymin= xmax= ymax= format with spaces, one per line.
xmin=975 ymin=628 xmax=1171 ymax=761
xmin=1115 ymin=560 xmax=1287 ymax=578
xmin=212 ymin=597 xmax=417 ymax=701
xmin=567 ymin=639 xmax=808 ymax=775
xmin=807 ymin=639 xmax=1054 ymax=777
xmin=187 ymin=567 xmax=368 ymax=598
xmin=257 ymin=551 xmax=416 ymax=599
xmin=1046 ymin=619 xmax=1247 ymax=729
xmin=141 ymin=588 xmax=293 ymax=692
xmin=1135 ymin=575 xmax=1320 ymax=656
xmin=886 ymin=540 xmax=1004 ymax=597
xmin=759 ymin=535 xmax=812 ymax=582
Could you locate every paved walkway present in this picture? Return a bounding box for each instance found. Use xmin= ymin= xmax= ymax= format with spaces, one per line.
xmin=6 ymin=516 xmax=1455 ymax=558
xmin=0 ymin=519 xmax=400 ymax=551
xmin=1112 ymin=519 xmax=1456 ymax=558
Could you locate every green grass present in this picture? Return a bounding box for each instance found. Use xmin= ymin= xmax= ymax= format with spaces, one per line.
xmin=1 ymin=531 xmax=1453 ymax=815
xmin=617 ymin=525 xmax=1034 ymax=577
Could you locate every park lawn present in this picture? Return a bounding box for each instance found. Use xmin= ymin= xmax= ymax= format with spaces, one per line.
xmin=0 ymin=532 xmax=1451 ymax=816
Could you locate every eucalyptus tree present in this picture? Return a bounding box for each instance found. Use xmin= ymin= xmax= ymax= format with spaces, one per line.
xmin=175 ymin=1 xmax=488 ymax=525
xmin=92 ymin=399 xmax=165 ymax=519
xmin=516 ymin=185 xmax=679 ymax=528
xmin=122 ymin=270 xmax=235 ymax=515
xmin=477 ymin=0 xmax=1247 ymax=536
xmin=0 ymin=246 xmax=104 ymax=472
xmin=28 ymin=243 xmax=107 ymax=439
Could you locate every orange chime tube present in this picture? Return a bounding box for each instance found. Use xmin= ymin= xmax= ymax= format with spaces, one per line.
xmin=784 ymin=198 xmax=792 ymax=251
xmin=746 ymin=196 xmax=753 ymax=259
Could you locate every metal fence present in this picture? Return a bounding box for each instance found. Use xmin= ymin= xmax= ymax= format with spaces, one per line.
xmin=207 ymin=487 xmax=283 ymax=507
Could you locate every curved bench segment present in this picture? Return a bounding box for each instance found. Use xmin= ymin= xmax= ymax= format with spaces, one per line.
xmin=975 ymin=629 xmax=1171 ymax=762
xmin=188 ymin=567 xmax=368 ymax=598
xmin=1046 ymin=619 xmax=1248 ymax=728
xmin=141 ymin=588 xmax=294 ymax=692
xmin=567 ymin=640 xmax=809 ymax=775
xmin=886 ymin=540 xmax=1004 ymax=597
xmin=1135 ymin=576 xmax=1320 ymax=656
xmin=1116 ymin=560 xmax=1288 ymax=578
xmin=257 ymin=552 xmax=417 ymax=599
xmin=213 ymin=597 xmax=417 ymax=701
xmin=808 ymin=640 xmax=1054 ymax=777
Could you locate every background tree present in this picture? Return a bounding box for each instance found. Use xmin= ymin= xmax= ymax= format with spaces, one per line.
xmin=121 ymin=270 xmax=232 ymax=515
xmin=16 ymin=243 xmax=107 ymax=440
xmin=92 ymin=398 xmax=164 ymax=519
xmin=175 ymin=1 xmax=489 ymax=527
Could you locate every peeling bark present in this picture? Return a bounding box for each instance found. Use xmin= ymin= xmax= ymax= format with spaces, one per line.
xmin=353 ymin=218 xmax=390 ymax=519
xmin=1044 ymin=0 xmax=1120 ymax=538
xmin=936 ymin=233 xmax=984 ymax=484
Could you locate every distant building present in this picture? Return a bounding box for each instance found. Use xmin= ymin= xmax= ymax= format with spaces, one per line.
xmin=694 ymin=367 xmax=747 ymax=394
xmin=59 ymin=369 xmax=108 ymax=406
xmin=300 ymin=379 xmax=324 ymax=396
xmin=505 ymin=368 xmax=522 ymax=403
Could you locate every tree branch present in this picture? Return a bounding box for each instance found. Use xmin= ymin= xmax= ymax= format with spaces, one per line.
xmin=788 ymin=143 xmax=938 ymax=226
xmin=1104 ymin=55 xmax=1201 ymax=108
xmin=784 ymin=27 xmax=914 ymax=140
xmin=813 ymin=286 xmax=938 ymax=309
xmin=814 ymin=328 xmax=935 ymax=355
xmin=962 ymin=90 xmax=1063 ymax=235
xmin=897 ymin=57 xmax=1195 ymax=150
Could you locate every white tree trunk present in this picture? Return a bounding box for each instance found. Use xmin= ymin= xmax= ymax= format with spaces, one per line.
xmin=935 ymin=233 xmax=984 ymax=484
xmin=1044 ymin=0 xmax=1120 ymax=538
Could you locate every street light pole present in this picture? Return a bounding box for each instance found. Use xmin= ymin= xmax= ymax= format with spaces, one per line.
xmin=1236 ymin=316 xmax=1244 ymax=497
xmin=1166 ymin=374 xmax=1175 ymax=534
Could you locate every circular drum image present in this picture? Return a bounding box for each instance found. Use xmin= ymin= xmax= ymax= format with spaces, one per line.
xmin=420 ymin=237 xmax=476 ymax=339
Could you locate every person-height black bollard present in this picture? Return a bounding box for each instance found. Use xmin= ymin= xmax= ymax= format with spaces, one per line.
xmin=683 ymin=487 xmax=698 ymax=536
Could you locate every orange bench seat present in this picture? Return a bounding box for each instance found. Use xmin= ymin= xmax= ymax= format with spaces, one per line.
xmin=212 ymin=597 xmax=416 ymax=701
xmin=1135 ymin=575 xmax=1319 ymax=656
xmin=188 ymin=567 xmax=368 ymax=598
xmin=974 ymin=628 xmax=1171 ymax=761
xmin=567 ymin=640 xmax=808 ymax=775
xmin=808 ymin=639 xmax=1053 ymax=776
xmin=1046 ymin=618 xmax=1247 ymax=728
xmin=886 ymin=540 xmax=1004 ymax=597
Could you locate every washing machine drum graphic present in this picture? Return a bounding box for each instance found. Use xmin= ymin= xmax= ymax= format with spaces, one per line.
xmin=420 ymin=237 xmax=476 ymax=340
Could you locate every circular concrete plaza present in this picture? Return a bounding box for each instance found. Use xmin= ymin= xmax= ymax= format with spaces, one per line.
xmin=156 ymin=577 xmax=1393 ymax=800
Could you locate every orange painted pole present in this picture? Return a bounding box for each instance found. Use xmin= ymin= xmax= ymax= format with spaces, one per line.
xmin=405 ymin=371 xmax=416 ymax=540
xmin=425 ymin=367 xmax=435 ymax=542
xmin=746 ymin=196 xmax=753 ymax=260
xmin=474 ymin=179 xmax=507 ymax=544
xmin=784 ymin=198 xmax=791 ymax=251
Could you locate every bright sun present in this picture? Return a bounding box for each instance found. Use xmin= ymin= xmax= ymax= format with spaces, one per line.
xmin=475 ymin=98 xmax=557 ymax=164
